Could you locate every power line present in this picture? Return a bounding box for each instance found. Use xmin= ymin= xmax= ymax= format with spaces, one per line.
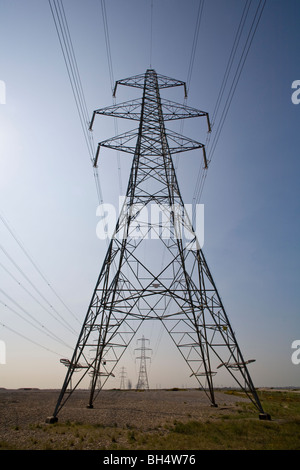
xmin=192 ymin=1 xmax=251 ymax=206
xmin=192 ymin=0 xmax=267 ymax=205
xmin=0 ymin=321 xmax=64 ymax=358
xmin=48 ymin=0 xmax=94 ymax=161
xmin=150 ymin=0 xmax=154 ymax=68
xmin=186 ymin=0 xmax=205 ymax=95
xmin=100 ymin=0 xmax=114 ymax=96
xmin=48 ymin=0 xmax=122 ymax=291
xmin=175 ymin=0 xmax=204 ymax=172
xmin=0 ymin=292 xmax=72 ymax=350
xmin=0 ymin=211 xmax=80 ymax=331
xmin=0 ymin=260 xmax=77 ymax=336
xmin=0 ymin=241 xmax=78 ymax=335
xmin=210 ymin=0 xmax=252 ymax=127
xmin=48 ymin=0 xmax=104 ymax=206
xmin=100 ymin=0 xmax=123 ymax=195
xmin=59 ymin=0 xmax=91 ymax=125
xmin=207 ymin=0 xmax=267 ymax=162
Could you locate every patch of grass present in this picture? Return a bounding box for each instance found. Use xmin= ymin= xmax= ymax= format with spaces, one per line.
xmin=126 ymin=390 xmax=300 ymax=450
xmin=227 ymin=389 xmax=300 ymax=420
xmin=161 ymin=417 xmax=300 ymax=450
xmin=0 ymin=440 xmax=18 ymax=450
xmin=127 ymin=430 xmax=136 ymax=442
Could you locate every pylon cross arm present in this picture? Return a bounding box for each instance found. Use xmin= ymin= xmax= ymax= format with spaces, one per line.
xmin=89 ymin=98 xmax=210 ymax=129
xmin=89 ymin=99 xmax=142 ymax=128
xmin=113 ymin=70 xmax=187 ymax=97
xmin=93 ymin=128 xmax=205 ymax=167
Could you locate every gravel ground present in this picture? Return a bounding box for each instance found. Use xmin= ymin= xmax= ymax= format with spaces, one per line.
xmin=0 ymin=388 xmax=249 ymax=450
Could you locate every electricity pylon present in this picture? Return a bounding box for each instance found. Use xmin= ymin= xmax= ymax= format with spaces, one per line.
xmin=119 ymin=366 xmax=127 ymax=390
xmin=47 ymin=69 xmax=270 ymax=423
xmin=135 ymin=336 xmax=152 ymax=390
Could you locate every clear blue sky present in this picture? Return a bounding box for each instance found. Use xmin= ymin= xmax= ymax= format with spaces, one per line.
xmin=0 ymin=0 xmax=299 ymax=390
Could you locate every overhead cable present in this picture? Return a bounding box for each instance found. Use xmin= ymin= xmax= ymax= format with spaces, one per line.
xmin=0 ymin=321 xmax=64 ymax=357
xmin=100 ymin=0 xmax=123 ymax=194
xmin=0 ymin=240 xmax=78 ymax=335
xmin=0 ymin=211 xmax=79 ymax=331
xmin=48 ymin=0 xmax=105 ymax=206
xmin=0 ymin=292 xmax=72 ymax=350
xmin=192 ymin=0 xmax=267 ymax=206
xmin=207 ymin=0 xmax=267 ymax=163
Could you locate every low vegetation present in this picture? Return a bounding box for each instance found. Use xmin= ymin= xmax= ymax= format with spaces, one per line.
xmin=0 ymin=389 xmax=299 ymax=450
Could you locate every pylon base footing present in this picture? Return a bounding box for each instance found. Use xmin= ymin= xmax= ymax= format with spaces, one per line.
xmin=259 ymin=413 xmax=271 ymax=421
xmin=46 ymin=416 xmax=58 ymax=424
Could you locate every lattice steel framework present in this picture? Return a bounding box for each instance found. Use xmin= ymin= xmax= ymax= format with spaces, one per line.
xmin=47 ymin=69 xmax=270 ymax=422
xmin=135 ymin=336 xmax=152 ymax=390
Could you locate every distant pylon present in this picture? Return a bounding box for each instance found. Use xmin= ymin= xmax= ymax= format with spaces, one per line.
xmin=119 ymin=366 xmax=127 ymax=390
xmin=135 ymin=336 xmax=152 ymax=390
xmin=46 ymin=69 xmax=270 ymax=423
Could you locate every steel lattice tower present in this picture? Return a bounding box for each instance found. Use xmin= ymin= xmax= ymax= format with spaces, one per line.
xmin=135 ymin=336 xmax=152 ymax=390
xmin=119 ymin=366 xmax=127 ymax=390
xmin=47 ymin=69 xmax=270 ymax=422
